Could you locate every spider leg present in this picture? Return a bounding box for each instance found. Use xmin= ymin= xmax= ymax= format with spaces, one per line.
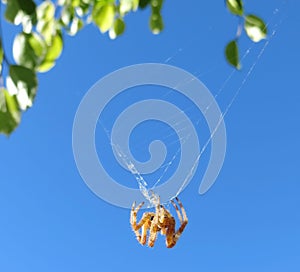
xmin=132 ymin=213 xmax=154 ymax=245
xmin=166 ymin=197 xmax=188 ymax=248
xmin=171 ymin=198 xmax=183 ymax=223
xmin=148 ymin=202 xmax=161 ymax=247
xmin=130 ymin=201 xmax=156 ymax=246
xmin=173 ymin=197 xmax=188 ymax=243
xmin=130 ymin=201 xmax=145 ymax=243
xmin=140 ymin=216 xmax=153 ymax=245
xmin=130 ymin=197 xmax=188 ymax=248
xmin=165 ymin=217 xmax=176 ymax=248
xmin=175 ymin=197 xmax=188 ymax=224
xmin=130 ymin=201 xmax=144 ymax=226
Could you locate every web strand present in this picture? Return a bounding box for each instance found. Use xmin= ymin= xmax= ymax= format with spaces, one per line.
xmin=99 ymin=5 xmax=283 ymax=204
xmin=145 ymin=47 xmax=252 ymax=191
xmin=150 ymin=6 xmax=283 ymax=199
xmin=100 ymin=123 xmax=159 ymax=206
xmin=174 ymin=28 xmax=278 ymax=197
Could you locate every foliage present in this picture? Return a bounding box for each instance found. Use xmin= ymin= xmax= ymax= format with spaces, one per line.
xmin=0 ymin=0 xmax=266 ymax=136
xmin=225 ymin=0 xmax=267 ymax=69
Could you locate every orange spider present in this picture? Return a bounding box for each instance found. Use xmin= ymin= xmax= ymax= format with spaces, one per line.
xmin=130 ymin=197 xmax=188 ymax=248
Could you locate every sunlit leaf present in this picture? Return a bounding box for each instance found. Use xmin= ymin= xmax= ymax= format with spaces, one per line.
xmin=225 ymin=40 xmax=241 ymax=69
xmin=0 ymin=88 xmax=21 ymax=135
xmin=59 ymin=6 xmax=75 ymax=27
xmin=37 ymin=19 xmax=55 ymax=45
xmin=28 ymin=33 xmax=45 ymax=58
xmin=120 ymin=0 xmax=132 ymax=14
xmin=37 ymin=60 xmax=55 ymax=72
xmin=37 ymin=0 xmax=55 ymax=21
xmin=71 ymin=0 xmax=81 ymax=7
xmin=13 ymin=32 xmax=46 ymax=69
xmin=244 ymin=14 xmax=267 ymax=42
xmin=93 ymin=4 xmax=115 ymax=33
xmin=45 ymin=34 xmax=63 ymax=60
xmin=38 ymin=33 xmax=63 ymax=72
xmin=69 ymin=17 xmax=84 ymax=36
xmin=77 ymin=1 xmax=91 ymax=15
xmin=132 ymin=0 xmax=139 ymax=11
xmin=21 ymin=15 xmax=33 ymax=33
xmin=226 ymin=0 xmax=243 ymax=16
xmin=109 ymin=18 xmax=125 ymax=39
xmin=57 ymin=0 xmax=67 ymax=5
xmin=8 ymin=65 xmax=38 ymax=110
xmin=119 ymin=0 xmax=139 ymax=13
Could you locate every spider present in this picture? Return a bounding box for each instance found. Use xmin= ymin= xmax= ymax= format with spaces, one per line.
xmin=130 ymin=197 xmax=188 ymax=248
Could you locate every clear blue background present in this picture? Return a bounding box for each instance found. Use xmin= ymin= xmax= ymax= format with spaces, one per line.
xmin=1 ymin=0 xmax=299 ymax=271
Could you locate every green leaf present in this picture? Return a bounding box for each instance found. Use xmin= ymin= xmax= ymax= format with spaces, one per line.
xmin=71 ymin=0 xmax=81 ymax=7
xmin=139 ymin=0 xmax=151 ymax=9
xmin=244 ymin=14 xmax=267 ymax=42
xmin=36 ymin=1 xmax=56 ymax=44
xmin=77 ymin=2 xmax=91 ymax=16
xmin=5 ymin=0 xmax=36 ymax=25
xmin=37 ymin=1 xmax=55 ymax=22
xmin=37 ymin=19 xmax=56 ymax=45
xmin=8 ymin=65 xmax=38 ymax=110
xmin=37 ymin=60 xmax=55 ymax=72
xmin=93 ymin=4 xmax=115 ymax=33
xmin=119 ymin=0 xmax=139 ymax=13
xmin=69 ymin=17 xmax=84 ymax=36
xmin=59 ymin=6 xmax=75 ymax=28
xmin=226 ymin=0 xmax=243 ymax=16
xmin=149 ymin=12 xmax=163 ymax=34
xmin=13 ymin=32 xmax=46 ymax=69
xmin=57 ymin=0 xmax=67 ymax=6
xmin=0 ymin=89 xmax=21 ymax=135
xmin=38 ymin=34 xmax=63 ymax=72
xmin=225 ymin=40 xmax=241 ymax=69
xmin=45 ymin=34 xmax=63 ymax=61
xmin=109 ymin=18 xmax=125 ymax=39
xmin=132 ymin=0 xmax=139 ymax=11
xmin=29 ymin=34 xmax=46 ymax=58
xmin=120 ymin=0 xmax=132 ymax=14
xmin=151 ymin=0 xmax=163 ymax=11
xmin=21 ymin=15 xmax=34 ymax=33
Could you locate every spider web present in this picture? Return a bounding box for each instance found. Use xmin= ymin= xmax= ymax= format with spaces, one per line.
xmin=151 ymin=6 xmax=284 ymax=200
xmin=99 ymin=5 xmax=284 ymax=207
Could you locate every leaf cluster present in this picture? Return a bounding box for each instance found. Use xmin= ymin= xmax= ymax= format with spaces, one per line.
xmin=0 ymin=0 xmax=267 ymax=136
xmin=0 ymin=0 xmax=163 ymax=135
xmin=225 ymin=0 xmax=267 ymax=69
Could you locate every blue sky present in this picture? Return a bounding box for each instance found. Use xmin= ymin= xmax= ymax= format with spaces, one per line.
xmin=1 ymin=0 xmax=300 ymax=271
